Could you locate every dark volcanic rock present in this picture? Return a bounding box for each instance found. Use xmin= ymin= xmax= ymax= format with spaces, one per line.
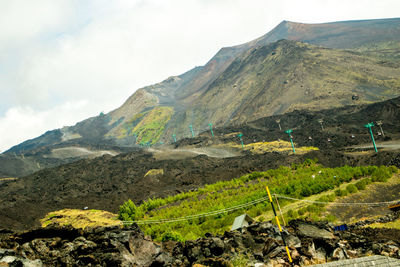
xmin=1 ymin=219 xmax=399 ymax=266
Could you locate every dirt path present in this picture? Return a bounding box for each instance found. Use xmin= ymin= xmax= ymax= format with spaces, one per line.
xmin=150 ymin=146 xmax=240 ymax=160
xmin=348 ymin=140 xmax=400 ymax=151
xmin=50 ymin=147 xmax=118 ymax=159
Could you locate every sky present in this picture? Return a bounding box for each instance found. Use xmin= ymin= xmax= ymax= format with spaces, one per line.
xmin=0 ymin=0 xmax=399 ymax=153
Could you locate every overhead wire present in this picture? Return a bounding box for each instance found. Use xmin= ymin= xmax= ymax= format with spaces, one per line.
xmin=121 ymin=196 xmax=268 ymax=225
xmin=120 ymin=192 xmax=399 ymax=225
xmin=274 ymin=194 xmax=399 ymax=206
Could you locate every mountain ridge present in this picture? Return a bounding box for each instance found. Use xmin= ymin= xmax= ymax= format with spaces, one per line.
xmin=3 ymin=17 xmax=400 ymax=162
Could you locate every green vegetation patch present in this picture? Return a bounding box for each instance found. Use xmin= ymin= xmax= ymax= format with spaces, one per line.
xmin=0 ymin=177 xmax=18 ymax=181
xmin=144 ymin=169 xmax=164 ymax=177
xmin=227 ymin=140 xmax=318 ymax=154
xmin=119 ymin=160 xmax=397 ymax=241
xmin=132 ymin=106 xmax=174 ymax=145
xmin=41 ymin=209 xmax=120 ymax=229
xmin=116 ymin=111 xmax=148 ymax=139
xmin=367 ymin=219 xmax=400 ymax=230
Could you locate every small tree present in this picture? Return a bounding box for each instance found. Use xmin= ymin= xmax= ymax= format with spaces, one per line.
xmin=346 ymin=184 xmax=358 ymax=194
xmin=161 ymin=231 xmax=184 ymax=242
xmin=118 ymin=199 xmax=143 ymax=221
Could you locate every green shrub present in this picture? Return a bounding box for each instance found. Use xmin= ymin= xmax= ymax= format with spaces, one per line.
xmin=335 ymin=189 xmax=348 ymax=197
xmin=306 ymin=204 xmax=321 ymax=213
xmin=318 ymin=194 xmax=335 ymax=203
xmin=298 ymin=208 xmax=306 ymax=216
xmin=286 ymin=209 xmax=298 ymax=221
xmin=352 ymin=167 xmax=363 ymax=179
xmin=118 ymin=199 xmax=143 ymax=221
xmin=389 ymin=165 xmax=398 ymax=173
xmin=371 ymin=166 xmax=391 ymax=182
xmin=355 ymin=180 xmax=366 ymax=190
xmin=287 ymin=209 xmax=295 ymax=217
xmin=184 ymin=232 xmax=198 ymax=241
xmin=346 ymin=184 xmax=358 ymax=194
xmin=325 ymin=214 xmax=337 ymax=222
xmin=161 ymin=231 xmax=184 ymax=242
xmin=231 ymin=254 xmax=248 ymax=267
xmin=327 ymin=193 xmax=336 ymax=202
xmin=257 ymin=216 xmax=265 ymax=222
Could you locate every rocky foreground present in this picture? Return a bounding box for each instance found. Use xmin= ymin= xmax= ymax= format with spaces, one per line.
xmin=0 ymin=217 xmax=399 ymax=267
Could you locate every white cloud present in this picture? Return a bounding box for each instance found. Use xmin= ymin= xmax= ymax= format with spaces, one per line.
xmin=0 ymin=101 xmax=97 ymax=152
xmin=0 ymin=0 xmax=72 ymax=44
xmin=0 ymin=0 xmax=399 ymax=152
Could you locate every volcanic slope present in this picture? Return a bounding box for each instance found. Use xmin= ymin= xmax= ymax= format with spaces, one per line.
xmin=172 ymin=40 xmax=400 ymax=128
xmin=4 ymin=17 xmax=400 ymax=162
xmin=1 ymin=97 xmax=400 ymax=230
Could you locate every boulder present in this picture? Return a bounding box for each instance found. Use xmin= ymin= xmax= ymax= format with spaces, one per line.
xmin=292 ymin=221 xmax=335 ymax=240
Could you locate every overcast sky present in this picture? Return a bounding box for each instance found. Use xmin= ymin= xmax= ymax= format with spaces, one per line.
xmin=0 ymin=0 xmax=399 ymax=152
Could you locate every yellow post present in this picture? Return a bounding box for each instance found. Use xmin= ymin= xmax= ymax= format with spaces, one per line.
xmin=275 ymin=194 xmax=286 ymax=226
xmin=266 ymin=186 xmax=293 ymax=265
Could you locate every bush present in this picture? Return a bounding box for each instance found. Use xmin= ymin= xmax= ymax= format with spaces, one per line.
xmin=298 ymin=208 xmax=306 ymax=216
xmin=118 ymin=199 xmax=143 ymax=221
xmin=352 ymin=167 xmax=363 ymax=179
xmin=231 ymin=254 xmax=248 ymax=267
xmin=161 ymin=231 xmax=184 ymax=242
xmin=335 ymin=189 xmax=348 ymax=197
xmin=325 ymin=214 xmax=337 ymax=222
xmin=346 ymin=184 xmax=358 ymax=194
xmin=286 ymin=209 xmax=298 ymax=221
xmin=327 ymin=193 xmax=336 ymax=202
xmin=355 ymin=180 xmax=366 ymax=190
xmin=371 ymin=166 xmax=391 ymax=182
xmin=306 ymin=204 xmax=320 ymax=213
xmin=257 ymin=216 xmax=265 ymax=222
xmin=389 ymin=165 xmax=398 ymax=173
xmin=318 ymin=194 xmax=335 ymax=203
xmin=184 ymin=232 xmax=198 ymax=241
xmin=287 ymin=209 xmax=295 ymax=217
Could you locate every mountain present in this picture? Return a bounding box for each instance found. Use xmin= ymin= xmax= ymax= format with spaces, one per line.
xmin=1 ymin=96 xmax=400 ymax=229
xmin=2 ymin=18 xmax=400 ymax=177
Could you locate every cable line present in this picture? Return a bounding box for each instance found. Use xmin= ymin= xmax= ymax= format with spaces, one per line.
xmin=274 ymin=194 xmax=398 ymax=206
xmin=121 ymin=196 xmax=268 ymax=225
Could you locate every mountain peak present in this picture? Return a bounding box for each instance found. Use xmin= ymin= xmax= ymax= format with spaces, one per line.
xmin=4 ymin=17 xmax=400 ymax=162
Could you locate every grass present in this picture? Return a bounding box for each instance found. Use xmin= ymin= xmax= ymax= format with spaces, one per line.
xmin=114 ymin=106 xmax=174 ymax=144
xmin=144 ymin=169 xmax=164 ymax=177
xmin=0 ymin=177 xmax=18 ymax=181
xmin=117 ymin=112 xmax=148 ymax=138
xmin=132 ymin=106 xmax=174 ymax=145
xmin=119 ymin=160 xmax=397 ymax=241
xmin=327 ymin=173 xmax=400 ymax=224
xmin=226 ymin=140 xmax=318 ymax=154
xmin=368 ymin=219 xmax=400 ymax=229
xmin=41 ymin=209 xmax=120 ymax=229
xmin=258 ymin=176 xmax=377 ymax=224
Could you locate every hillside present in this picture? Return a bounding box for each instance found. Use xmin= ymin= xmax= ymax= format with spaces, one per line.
xmin=1 ymin=96 xmax=400 ymax=230
xmin=179 ymin=40 xmax=400 ymax=127
xmin=3 ymin=17 xmax=400 ymax=164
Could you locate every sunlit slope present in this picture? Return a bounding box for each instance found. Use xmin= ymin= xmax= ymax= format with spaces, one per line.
xmin=176 ymin=40 xmax=400 ymax=129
